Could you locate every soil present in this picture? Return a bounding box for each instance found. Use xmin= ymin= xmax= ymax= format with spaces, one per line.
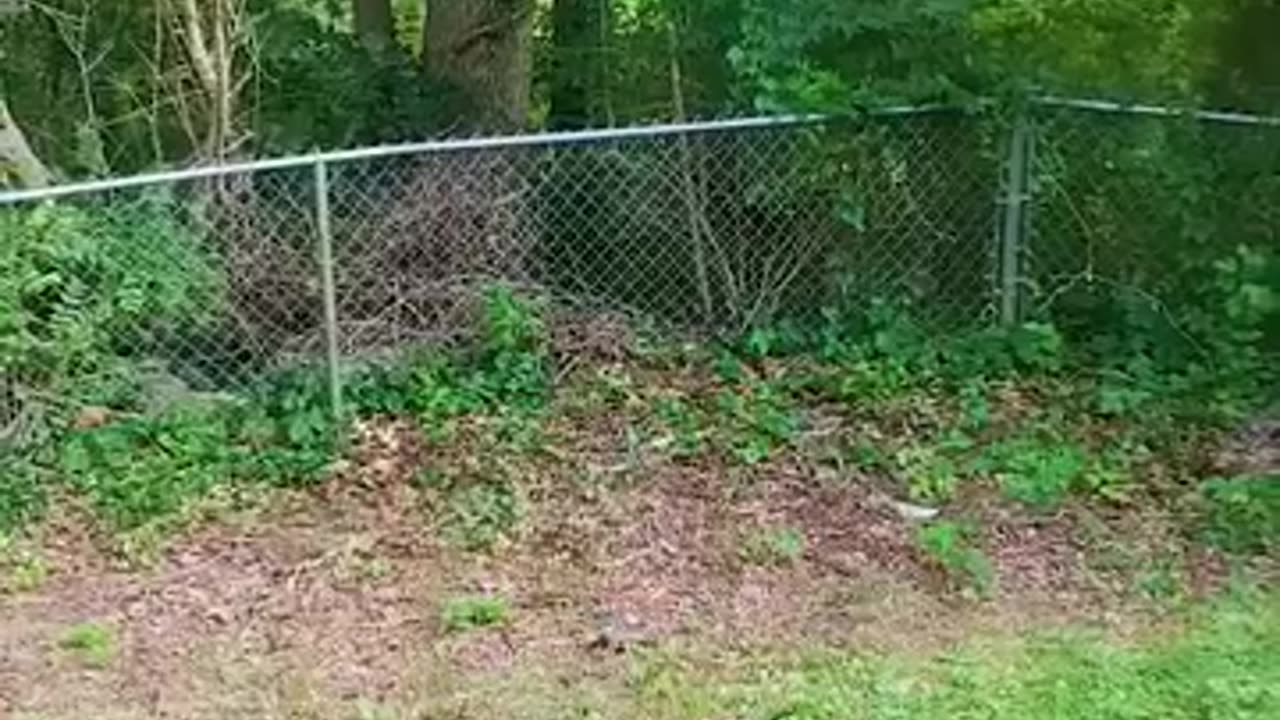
xmin=0 ymin=405 xmax=1251 ymax=720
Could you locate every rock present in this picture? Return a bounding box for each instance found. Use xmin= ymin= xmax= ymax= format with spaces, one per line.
xmin=889 ymin=500 xmax=940 ymax=522
xmin=72 ymin=406 xmax=114 ymax=429
xmin=587 ymin=611 xmax=648 ymax=653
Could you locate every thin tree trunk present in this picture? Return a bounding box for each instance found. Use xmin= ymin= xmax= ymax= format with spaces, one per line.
xmin=0 ymin=98 xmax=53 ymax=188
xmin=668 ymin=21 xmax=717 ymax=323
xmin=174 ymin=0 xmax=240 ymax=161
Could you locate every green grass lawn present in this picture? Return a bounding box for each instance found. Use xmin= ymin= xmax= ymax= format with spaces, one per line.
xmin=633 ymin=592 xmax=1280 ymax=720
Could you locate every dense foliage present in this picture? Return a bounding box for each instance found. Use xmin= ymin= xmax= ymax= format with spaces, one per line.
xmin=2 ymin=0 xmax=1278 ymax=180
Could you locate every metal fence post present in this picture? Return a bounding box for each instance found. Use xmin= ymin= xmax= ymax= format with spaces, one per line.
xmin=313 ymin=158 xmax=343 ymax=420
xmin=999 ymin=113 xmax=1033 ymax=326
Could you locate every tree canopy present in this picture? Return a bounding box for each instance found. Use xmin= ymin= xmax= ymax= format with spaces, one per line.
xmin=0 ymin=0 xmax=1276 ymax=182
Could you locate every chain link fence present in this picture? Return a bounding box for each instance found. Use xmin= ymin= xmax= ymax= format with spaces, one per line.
xmin=2 ymin=99 xmax=1278 ymax=446
xmin=1022 ymin=100 xmax=1280 ymax=347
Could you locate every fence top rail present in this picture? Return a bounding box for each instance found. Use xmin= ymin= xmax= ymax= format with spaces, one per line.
xmin=0 ymin=103 xmax=967 ymax=206
xmin=1036 ymin=95 xmax=1280 ymax=127
xmin=3 ymin=95 xmax=1276 ymax=207
xmin=0 ymin=111 xmax=853 ymax=207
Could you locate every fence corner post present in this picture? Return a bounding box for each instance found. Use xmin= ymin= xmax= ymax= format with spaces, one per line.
xmin=999 ymin=113 xmax=1033 ymax=327
xmin=313 ymin=158 xmax=343 ymax=421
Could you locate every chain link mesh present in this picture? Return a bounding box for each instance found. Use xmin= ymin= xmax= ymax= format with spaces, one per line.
xmin=6 ymin=103 xmax=1271 ymax=448
xmin=1025 ymin=105 xmax=1280 ymax=337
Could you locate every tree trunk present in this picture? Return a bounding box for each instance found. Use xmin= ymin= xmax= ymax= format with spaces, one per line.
xmin=0 ymin=98 xmax=53 ymax=188
xmin=424 ymin=0 xmax=534 ymax=130
xmin=354 ymin=0 xmax=395 ymax=55
xmin=549 ymin=0 xmax=611 ymax=129
xmin=174 ymin=0 xmax=243 ymax=162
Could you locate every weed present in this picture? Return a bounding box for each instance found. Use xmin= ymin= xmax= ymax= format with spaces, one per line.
xmin=715 ymin=381 xmax=798 ymax=466
xmin=59 ymin=622 xmax=117 ymax=669
xmin=413 ymin=466 xmax=449 ymax=490
xmin=896 ymin=445 xmax=961 ymax=504
xmin=6 ymin=553 xmax=48 ymax=593
xmin=974 ymin=435 xmax=1086 ymax=510
xmin=915 ymin=520 xmax=995 ymax=596
xmin=58 ymin=406 xmax=235 ymax=531
xmin=848 ymin=441 xmax=887 ymax=471
xmin=713 ymin=350 xmax=747 ymax=384
xmin=740 ymin=526 xmax=807 ymax=566
xmin=476 ymin=286 xmax=550 ymax=410
xmin=491 ymin=408 xmax=549 ymax=455
xmin=1202 ymin=475 xmax=1280 ymax=554
xmin=0 ymin=535 xmax=48 ymax=593
xmin=654 ymin=396 xmax=706 ymax=458
xmin=444 ymin=478 xmax=522 ymax=551
xmin=590 ymin=367 xmax=638 ymax=408
xmin=1078 ymin=443 xmax=1142 ymax=504
xmin=353 ymin=699 xmax=399 ymax=720
xmin=441 ymin=595 xmax=510 ymax=632
xmin=893 ymin=433 xmax=972 ymax=504
xmin=830 ymin=358 xmax=915 ymax=404
xmin=958 ymin=380 xmax=991 ymax=430
xmin=0 ymin=457 xmax=45 ymax=533
xmin=331 ymin=537 xmax=394 ymax=587
xmin=1137 ymin=556 xmax=1185 ymax=602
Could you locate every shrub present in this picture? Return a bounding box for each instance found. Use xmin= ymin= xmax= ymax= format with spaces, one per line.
xmin=974 ymin=436 xmax=1086 ymax=510
xmin=0 ymin=197 xmax=224 ymax=400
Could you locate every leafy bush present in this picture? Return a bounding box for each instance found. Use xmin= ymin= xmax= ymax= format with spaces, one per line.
xmin=0 ymin=198 xmax=224 ymax=400
xmin=347 ymin=287 xmax=550 ymax=427
xmin=974 ymin=436 xmax=1087 ymax=510
xmin=55 ymin=368 xmax=339 ymax=532
xmin=59 ymin=405 xmax=236 ymax=531
xmin=474 ymin=286 xmax=551 ymax=410
xmin=1202 ymin=475 xmax=1280 ymax=554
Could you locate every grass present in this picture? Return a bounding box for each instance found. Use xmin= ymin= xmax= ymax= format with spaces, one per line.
xmin=58 ymin=622 xmax=117 ymax=669
xmin=632 ymin=592 xmax=1280 ymax=720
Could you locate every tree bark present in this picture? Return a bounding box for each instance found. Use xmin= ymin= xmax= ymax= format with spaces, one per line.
xmin=424 ymin=0 xmax=534 ymax=130
xmin=0 ymin=98 xmax=53 ymax=188
xmin=354 ymin=0 xmax=395 ymax=55
xmin=549 ymin=0 xmax=611 ymax=129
